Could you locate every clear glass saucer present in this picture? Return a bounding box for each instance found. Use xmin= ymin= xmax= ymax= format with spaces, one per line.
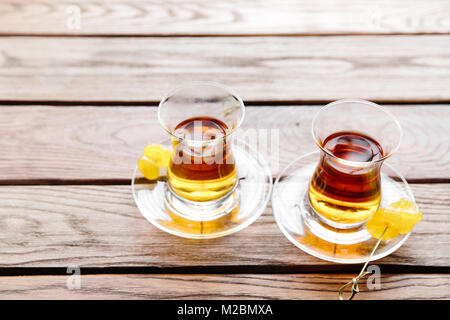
xmin=132 ymin=139 xmax=272 ymax=239
xmin=272 ymin=151 xmax=415 ymax=264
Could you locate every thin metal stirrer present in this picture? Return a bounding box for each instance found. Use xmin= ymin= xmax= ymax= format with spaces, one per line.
xmin=338 ymin=226 xmax=388 ymax=300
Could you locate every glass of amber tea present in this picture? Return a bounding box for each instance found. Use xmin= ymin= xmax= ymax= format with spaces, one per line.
xmin=158 ymin=82 xmax=245 ymax=221
xmin=309 ymin=99 xmax=403 ymax=229
xmin=133 ymin=82 xmax=273 ymax=239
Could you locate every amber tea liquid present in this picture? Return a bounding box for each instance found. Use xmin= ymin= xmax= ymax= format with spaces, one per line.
xmin=309 ymin=131 xmax=383 ymax=226
xmin=167 ymin=117 xmax=237 ymax=202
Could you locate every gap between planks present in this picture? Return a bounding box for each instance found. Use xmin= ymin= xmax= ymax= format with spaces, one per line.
xmin=2 ymin=101 xmax=450 ymax=107
xmin=1 ymin=33 xmax=450 ymax=38
xmin=0 ymin=179 xmax=449 ymax=186
xmin=0 ymin=265 xmax=449 ymax=277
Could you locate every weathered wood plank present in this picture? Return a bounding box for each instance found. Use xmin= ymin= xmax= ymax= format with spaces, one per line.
xmin=0 ymin=106 xmax=448 ymax=181
xmin=0 ymin=36 xmax=449 ymax=102
xmin=0 ymin=184 xmax=447 ymax=268
xmin=0 ymin=1 xmax=449 ymax=35
xmin=0 ymin=273 xmax=448 ymax=300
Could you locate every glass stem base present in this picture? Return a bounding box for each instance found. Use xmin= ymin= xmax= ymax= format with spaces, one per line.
xmin=165 ymin=182 xmax=240 ymax=222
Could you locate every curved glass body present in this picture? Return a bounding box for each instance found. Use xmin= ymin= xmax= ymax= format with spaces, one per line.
xmin=309 ymin=99 xmax=402 ymax=229
xmin=158 ymin=82 xmax=245 ymax=203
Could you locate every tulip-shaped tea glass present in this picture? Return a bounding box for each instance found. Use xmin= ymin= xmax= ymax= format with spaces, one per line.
xmin=309 ymin=100 xmax=402 ymax=229
xmin=132 ymin=83 xmax=272 ymax=239
xmin=272 ymin=99 xmax=415 ymax=263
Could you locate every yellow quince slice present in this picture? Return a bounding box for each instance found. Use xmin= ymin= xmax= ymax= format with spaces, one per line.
xmin=138 ymin=157 xmax=159 ymax=180
xmin=143 ymin=144 xmax=171 ymax=167
xmin=138 ymin=144 xmax=171 ymax=180
xmin=366 ymin=198 xmax=422 ymax=240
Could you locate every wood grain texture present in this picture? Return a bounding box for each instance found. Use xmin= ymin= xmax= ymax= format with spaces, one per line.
xmin=0 ymin=184 xmax=448 ymax=268
xmin=0 ymin=1 xmax=449 ymax=35
xmin=0 ymin=273 xmax=448 ymax=300
xmin=0 ymin=36 xmax=449 ymax=102
xmin=0 ymin=105 xmax=448 ymax=181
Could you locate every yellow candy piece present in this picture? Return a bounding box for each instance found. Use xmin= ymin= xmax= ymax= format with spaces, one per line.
xmin=137 ymin=156 xmax=159 ymax=180
xmin=366 ymin=198 xmax=422 ymax=240
xmin=143 ymin=144 xmax=171 ymax=167
xmin=138 ymin=144 xmax=171 ymax=180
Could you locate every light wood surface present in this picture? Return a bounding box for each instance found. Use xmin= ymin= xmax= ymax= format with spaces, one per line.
xmin=0 ymin=36 xmax=449 ymax=102
xmin=0 ymin=105 xmax=447 ymax=181
xmin=1 ymin=0 xmax=448 ymax=300
xmin=0 ymin=0 xmax=449 ymax=35
xmin=0 ymin=273 xmax=448 ymax=300
xmin=0 ymin=184 xmax=447 ymax=268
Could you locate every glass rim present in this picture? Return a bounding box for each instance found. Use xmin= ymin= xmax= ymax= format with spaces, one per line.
xmin=311 ymin=98 xmax=403 ymax=165
xmin=157 ymin=81 xmax=246 ymax=143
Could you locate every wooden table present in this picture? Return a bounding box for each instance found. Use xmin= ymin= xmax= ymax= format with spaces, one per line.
xmin=0 ymin=1 xmax=449 ymax=300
